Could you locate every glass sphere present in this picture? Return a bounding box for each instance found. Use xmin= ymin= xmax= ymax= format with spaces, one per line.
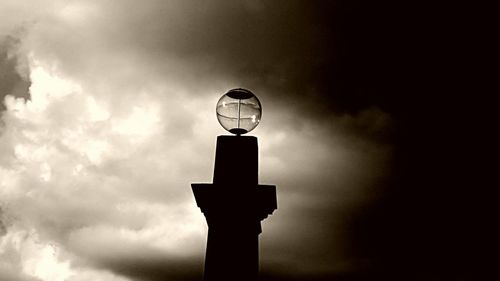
xmin=216 ymin=88 xmax=262 ymax=135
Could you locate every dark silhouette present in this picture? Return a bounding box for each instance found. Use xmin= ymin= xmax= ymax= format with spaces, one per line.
xmin=192 ymin=135 xmax=277 ymax=281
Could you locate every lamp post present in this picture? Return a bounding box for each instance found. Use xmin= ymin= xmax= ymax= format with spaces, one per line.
xmin=192 ymin=88 xmax=277 ymax=281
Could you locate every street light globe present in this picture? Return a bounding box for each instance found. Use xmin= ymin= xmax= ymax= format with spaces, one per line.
xmin=216 ymin=88 xmax=262 ymax=135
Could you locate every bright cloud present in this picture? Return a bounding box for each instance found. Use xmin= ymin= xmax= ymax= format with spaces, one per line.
xmin=0 ymin=54 xmax=209 ymax=280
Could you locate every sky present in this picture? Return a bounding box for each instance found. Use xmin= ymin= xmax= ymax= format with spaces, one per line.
xmin=0 ymin=1 xmax=485 ymax=281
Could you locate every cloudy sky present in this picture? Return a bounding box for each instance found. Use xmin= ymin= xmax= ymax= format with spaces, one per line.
xmin=0 ymin=1 xmax=483 ymax=281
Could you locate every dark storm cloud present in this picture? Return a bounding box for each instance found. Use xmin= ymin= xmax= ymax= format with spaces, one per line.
xmin=0 ymin=207 xmax=6 ymax=236
xmin=63 ymin=0 xmax=343 ymax=119
xmin=71 ymin=244 xmax=202 ymax=281
xmin=99 ymin=257 xmax=201 ymax=281
xmin=0 ymin=37 xmax=30 ymax=111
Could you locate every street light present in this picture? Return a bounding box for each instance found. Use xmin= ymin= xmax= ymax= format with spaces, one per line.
xmin=192 ymin=88 xmax=277 ymax=281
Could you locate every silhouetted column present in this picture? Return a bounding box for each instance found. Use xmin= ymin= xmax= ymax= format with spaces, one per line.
xmin=192 ymin=135 xmax=277 ymax=281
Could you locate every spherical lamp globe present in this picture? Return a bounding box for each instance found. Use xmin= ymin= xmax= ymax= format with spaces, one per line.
xmin=216 ymin=88 xmax=262 ymax=135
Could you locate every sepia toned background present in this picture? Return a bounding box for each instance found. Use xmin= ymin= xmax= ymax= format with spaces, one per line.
xmin=1 ymin=1 xmax=484 ymax=281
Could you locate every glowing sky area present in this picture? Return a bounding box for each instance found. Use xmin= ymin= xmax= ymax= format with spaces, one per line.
xmin=0 ymin=1 xmax=396 ymax=281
